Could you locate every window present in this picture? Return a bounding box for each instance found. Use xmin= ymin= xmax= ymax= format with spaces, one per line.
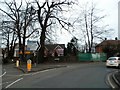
xmin=108 ymin=57 xmax=117 ymax=60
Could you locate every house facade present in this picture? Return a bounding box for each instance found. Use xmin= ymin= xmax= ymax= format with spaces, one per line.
xmin=14 ymin=43 xmax=65 ymax=58
xmin=96 ymin=40 xmax=120 ymax=52
xmin=45 ymin=44 xmax=65 ymax=57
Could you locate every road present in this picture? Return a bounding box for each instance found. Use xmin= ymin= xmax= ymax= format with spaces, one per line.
xmin=2 ymin=63 xmax=24 ymax=88
xmin=2 ymin=62 xmax=118 ymax=88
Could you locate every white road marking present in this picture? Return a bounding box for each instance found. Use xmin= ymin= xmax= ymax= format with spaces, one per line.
xmin=40 ymin=69 xmax=51 ymax=72
xmin=31 ymin=69 xmax=55 ymax=75
xmin=31 ymin=66 xmax=69 ymax=76
xmin=5 ymin=78 xmax=23 ymax=88
xmin=6 ymin=73 xmax=32 ymax=77
xmin=107 ymin=73 xmax=115 ymax=88
xmin=0 ymin=71 xmax=6 ymax=77
xmin=31 ymin=72 xmax=40 ymax=75
xmin=112 ymin=71 xmax=120 ymax=86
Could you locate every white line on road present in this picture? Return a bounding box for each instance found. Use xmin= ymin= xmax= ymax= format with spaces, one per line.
xmin=31 ymin=72 xmax=41 ymax=75
xmin=0 ymin=71 xmax=6 ymax=77
xmin=40 ymin=69 xmax=51 ymax=72
xmin=112 ymin=71 xmax=120 ymax=86
xmin=31 ymin=69 xmax=55 ymax=75
xmin=5 ymin=78 xmax=23 ymax=88
xmin=107 ymin=73 xmax=115 ymax=88
xmin=31 ymin=66 xmax=69 ymax=76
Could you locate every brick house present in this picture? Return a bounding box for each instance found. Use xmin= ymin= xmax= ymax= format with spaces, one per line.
xmin=44 ymin=44 xmax=65 ymax=57
xmin=14 ymin=43 xmax=65 ymax=57
xmin=95 ymin=40 xmax=120 ymax=52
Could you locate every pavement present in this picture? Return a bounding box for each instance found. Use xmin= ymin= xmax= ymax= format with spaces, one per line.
xmin=15 ymin=62 xmax=68 ymax=73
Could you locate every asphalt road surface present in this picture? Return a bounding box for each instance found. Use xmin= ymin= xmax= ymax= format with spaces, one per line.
xmin=2 ymin=64 xmax=24 ymax=89
xmin=2 ymin=62 xmax=118 ymax=88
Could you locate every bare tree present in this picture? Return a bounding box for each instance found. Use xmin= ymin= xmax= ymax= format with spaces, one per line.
xmin=20 ymin=2 xmax=37 ymax=61
xmin=0 ymin=0 xmax=24 ymax=61
xmin=1 ymin=20 xmax=17 ymax=63
xmin=77 ymin=2 xmax=110 ymax=53
xmin=35 ymin=0 xmax=73 ymax=63
xmin=0 ymin=0 xmax=37 ymax=61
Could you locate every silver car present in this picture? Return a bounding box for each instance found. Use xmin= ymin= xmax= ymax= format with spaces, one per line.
xmin=106 ymin=57 xmax=120 ymax=68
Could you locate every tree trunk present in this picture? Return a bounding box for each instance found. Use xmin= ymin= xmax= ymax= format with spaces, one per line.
xmin=18 ymin=34 xmax=22 ymax=61
xmin=38 ymin=28 xmax=46 ymax=63
xmin=84 ymin=14 xmax=91 ymax=53
xmin=22 ymin=36 xmax=26 ymax=62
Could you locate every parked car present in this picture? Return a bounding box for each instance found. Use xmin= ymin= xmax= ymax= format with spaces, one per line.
xmin=106 ymin=57 xmax=120 ymax=68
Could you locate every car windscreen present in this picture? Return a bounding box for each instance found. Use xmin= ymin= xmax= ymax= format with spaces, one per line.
xmin=108 ymin=57 xmax=117 ymax=60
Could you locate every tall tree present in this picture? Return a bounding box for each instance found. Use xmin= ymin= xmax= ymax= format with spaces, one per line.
xmin=1 ymin=20 xmax=17 ymax=63
xmin=67 ymin=37 xmax=78 ymax=55
xmin=20 ymin=2 xmax=37 ymax=61
xmin=0 ymin=0 xmax=37 ymax=61
xmin=0 ymin=0 xmax=23 ymax=60
xmin=36 ymin=0 xmax=73 ymax=63
xmin=77 ymin=2 xmax=110 ymax=53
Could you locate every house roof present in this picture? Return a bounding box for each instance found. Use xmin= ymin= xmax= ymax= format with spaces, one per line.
xmin=96 ymin=40 xmax=120 ymax=47
xmin=45 ymin=44 xmax=65 ymax=51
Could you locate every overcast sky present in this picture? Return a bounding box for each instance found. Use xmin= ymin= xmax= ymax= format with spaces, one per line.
xmin=58 ymin=0 xmax=120 ymax=45
xmin=0 ymin=0 xmax=119 ymax=46
xmin=95 ymin=0 xmax=119 ymax=36
xmin=78 ymin=0 xmax=119 ymax=36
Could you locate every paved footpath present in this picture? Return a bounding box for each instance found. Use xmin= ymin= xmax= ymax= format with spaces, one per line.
xmin=16 ymin=63 xmax=71 ymax=73
xmin=17 ymin=62 xmax=99 ymax=73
